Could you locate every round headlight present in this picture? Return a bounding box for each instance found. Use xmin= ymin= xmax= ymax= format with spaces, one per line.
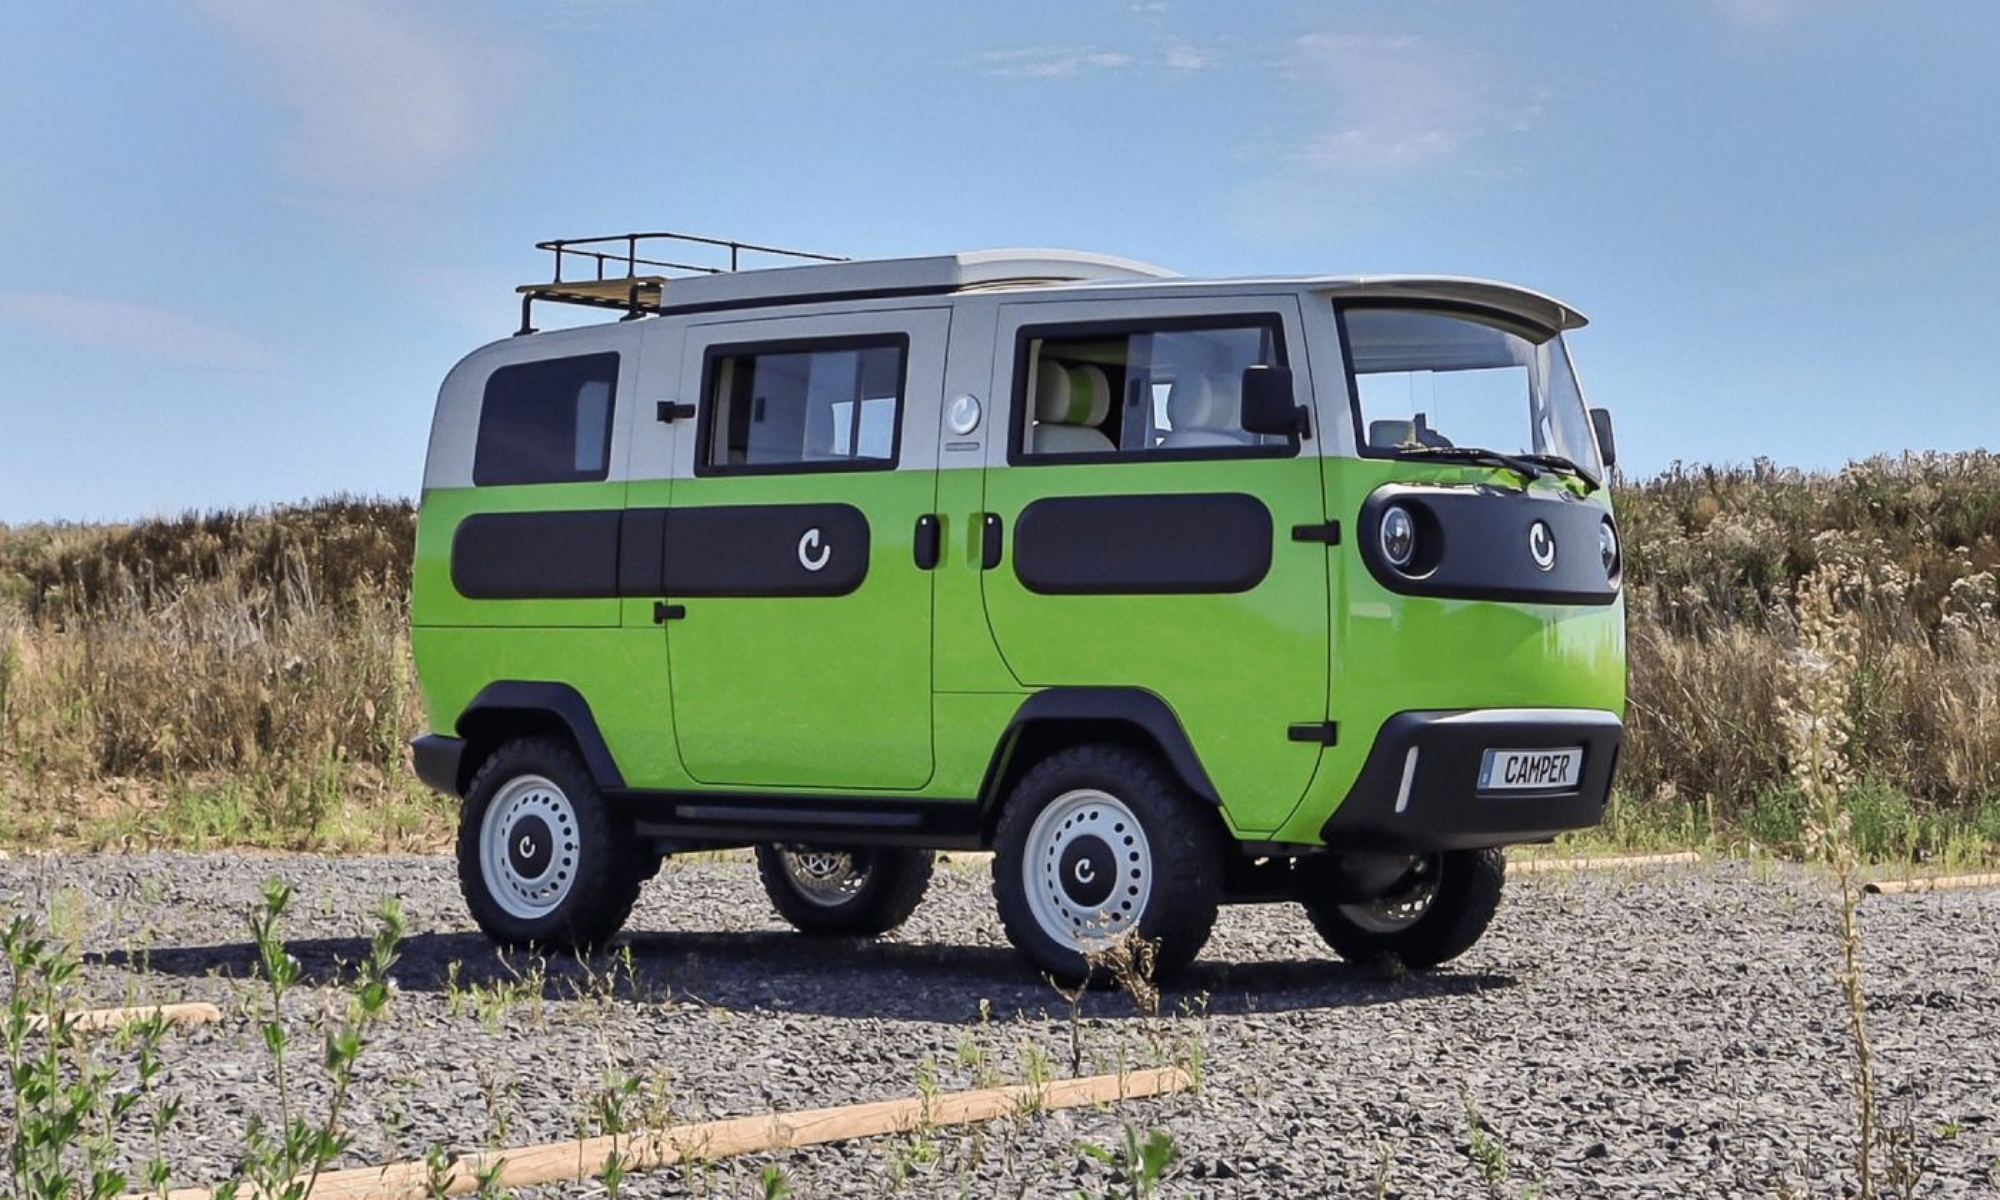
xmin=1380 ymin=505 xmax=1417 ymax=570
xmin=1599 ymin=519 xmax=1620 ymax=577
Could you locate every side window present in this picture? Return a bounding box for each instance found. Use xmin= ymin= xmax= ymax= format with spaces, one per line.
xmin=699 ymin=338 xmax=907 ymax=474
xmin=1015 ymin=318 xmax=1290 ymax=459
xmin=472 ymin=352 xmax=619 ymax=486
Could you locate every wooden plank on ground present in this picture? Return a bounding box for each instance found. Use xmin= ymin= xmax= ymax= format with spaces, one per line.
xmin=1512 ymin=850 xmax=1701 ymax=875
xmin=1863 ymin=872 xmax=2000 ymax=896
xmin=141 ymin=1065 xmax=1192 ymax=1200
xmin=28 ymin=1001 xmax=223 ymax=1034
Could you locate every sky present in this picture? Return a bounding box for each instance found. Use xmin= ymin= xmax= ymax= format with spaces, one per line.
xmin=2 ymin=0 xmax=1996 ymax=522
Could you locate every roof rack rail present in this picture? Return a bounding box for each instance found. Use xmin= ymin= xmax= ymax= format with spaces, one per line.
xmin=515 ymin=231 xmax=848 ymax=335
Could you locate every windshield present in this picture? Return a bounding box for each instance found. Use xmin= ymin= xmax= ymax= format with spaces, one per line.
xmin=1340 ymin=306 xmax=1601 ymax=478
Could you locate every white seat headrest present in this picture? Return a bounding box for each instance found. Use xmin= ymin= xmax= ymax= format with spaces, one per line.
xmin=1035 ymin=362 xmax=1113 ymax=427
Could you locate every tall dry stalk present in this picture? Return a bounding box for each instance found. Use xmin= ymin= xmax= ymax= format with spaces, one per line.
xmin=1784 ymin=566 xmax=1875 ymax=1197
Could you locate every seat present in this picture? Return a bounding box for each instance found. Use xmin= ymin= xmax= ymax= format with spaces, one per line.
xmin=1031 ymin=361 xmax=1116 ymax=454
xmin=1159 ymin=369 xmax=1251 ymax=449
xmin=1369 ymin=419 xmax=1415 ymax=450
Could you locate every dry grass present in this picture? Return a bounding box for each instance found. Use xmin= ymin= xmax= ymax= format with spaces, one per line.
xmin=0 ymin=499 xmax=445 ymax=850
xmin=0 ymin=453 xmax=1996 ymax=858
xmin=1618 ymin=451 xmax=2000 ymax=861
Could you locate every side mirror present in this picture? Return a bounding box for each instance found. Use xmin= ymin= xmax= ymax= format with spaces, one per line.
xmin=1241 ymin=365 xmax=1307 ymax=439
xmin=1589 ymin=407 xmax=1618 ymax=471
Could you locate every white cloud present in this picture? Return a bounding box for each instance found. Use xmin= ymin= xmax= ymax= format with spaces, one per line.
xmin=0 ymin=292 xmax=277 ymax=372
xmin=981 ymin=46 xmax=1135 ymax=78
xmin=1285 ymin=33 xmax=1502 ymax=177
xmin=1129 ymin=2 xmax=1170 ymax=13
xmin=193 ymin=0 xmax=512 ymax=190
xmin=1162 ymin=43 xmax=1212 ymax=71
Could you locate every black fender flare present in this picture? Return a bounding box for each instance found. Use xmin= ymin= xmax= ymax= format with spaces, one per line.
xmin=978 ymin=687 xmax=1220 ymax=817
xmin=455 ymin=681 xmax=626 ymax=792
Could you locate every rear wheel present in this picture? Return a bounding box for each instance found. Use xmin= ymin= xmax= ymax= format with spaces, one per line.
xmin=755 ymin=845 xmax=935 ymax=936
xmin=1302 ymin=848 xmax=1505 ymax=968
xmin=992 ymin=744 xmax=1223 ymax=986
xmin=456 ymin=736 xmax=647 ymax=952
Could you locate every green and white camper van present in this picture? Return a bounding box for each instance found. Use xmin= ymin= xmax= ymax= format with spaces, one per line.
xmin=410 ymin=232 xmax=1626 ymax=982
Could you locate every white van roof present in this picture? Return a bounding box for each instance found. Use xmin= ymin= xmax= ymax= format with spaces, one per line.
xmin=512 ymin=233 xmax=1584 ymax=337
xmin=662 ymin=249 xmax=1178 ymax=309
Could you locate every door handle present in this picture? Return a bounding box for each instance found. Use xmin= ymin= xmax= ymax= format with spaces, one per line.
xmin=653 ymin=601 xmax=686 ymax=623
xmin=980 ymin=514 xmax=1004 ymax=571
xmin=913 ymin=514 xmax=941 ymax=571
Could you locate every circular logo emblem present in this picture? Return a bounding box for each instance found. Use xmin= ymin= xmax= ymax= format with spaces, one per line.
xmin=1057 ymin=836 xmax=1116 ymax=907
xmin=946 ymin=393 xmax=983 ymax=436
xmin=1528 ymin=521 xmax=1557 ymax=571
xmin=507 ymin=816 xmax=553 ymax=880
xmin=797 ymin=528 xmax=830 ymax=572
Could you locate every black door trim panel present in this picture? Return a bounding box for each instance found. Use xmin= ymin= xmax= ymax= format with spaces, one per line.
xmin=449 ymin=504 xmax=872 ymax=600
xmin=1012 ymin=492 xmax=1273 ymax=596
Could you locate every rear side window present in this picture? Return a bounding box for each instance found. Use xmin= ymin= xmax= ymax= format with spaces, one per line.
xmin=473 ymin=352 xmax=619 ymax=486
xmin=1013 ymin=317 xmax=1291 ymax=461
xmin=699 ymin=337 xmax=907 ymax=474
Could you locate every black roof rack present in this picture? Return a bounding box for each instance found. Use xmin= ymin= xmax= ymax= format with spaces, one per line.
xmin=515 ymin=231 xmax=848 ymax=335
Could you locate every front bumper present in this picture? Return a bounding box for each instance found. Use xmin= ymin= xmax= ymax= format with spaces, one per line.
xmin=410 ymin=734 xmax=466 ymax=798
xmin=1320 ymin=708 xmax=1621 ymax=852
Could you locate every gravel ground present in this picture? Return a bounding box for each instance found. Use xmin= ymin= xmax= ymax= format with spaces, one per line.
xmin=2 ymin=852 xmax=1996 ymax=1199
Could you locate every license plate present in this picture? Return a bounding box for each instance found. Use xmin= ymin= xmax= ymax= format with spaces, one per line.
xmin=1478 ymin=747 xmax=1583 ymax=792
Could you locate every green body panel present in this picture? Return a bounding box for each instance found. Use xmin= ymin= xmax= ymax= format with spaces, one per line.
xmin=931 ymin=464 xmax=1022 ymax=694
xmin=931 ymin=690 xmax=1031 ymax=797
xmin=1268 ymin=458 xmax=1627 ymax=845
xmin=978 ymin=457 xmax=1331 ymax=837
xmin=663 ymin=470 xmax=938 ymax=790
xmin=411 ymin=626 xmax=682 ymax=787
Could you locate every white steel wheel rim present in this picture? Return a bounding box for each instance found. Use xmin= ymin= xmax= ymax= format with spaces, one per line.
xmin=779 ymin=846 xmax=870 ymax=908
xmin=480 ymin=774 xmax=581 ymax=920
xmin=1023 ymin=788 xmax=1153 ymax=952
xmin=1340 ymin=859 xmax=1440 ymax=933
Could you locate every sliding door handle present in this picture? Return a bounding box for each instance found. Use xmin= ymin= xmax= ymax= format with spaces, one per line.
xmin=981 ymin=514 xmax=1004 ymax=571
xmin=913 ymin=514 xmax=941 ymax=570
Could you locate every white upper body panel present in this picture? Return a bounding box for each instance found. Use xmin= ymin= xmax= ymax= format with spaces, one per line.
xmin=423 ymin=252 xmax=1585 ymax=490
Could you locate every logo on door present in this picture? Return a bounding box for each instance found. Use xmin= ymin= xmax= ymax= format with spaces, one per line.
xmin=798 ymin=528 xmax=831 ymax=572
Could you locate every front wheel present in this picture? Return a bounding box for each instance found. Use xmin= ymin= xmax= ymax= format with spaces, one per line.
xmin=456 ymin=737 xmax=647 ymax=952
xmin=1302 ymin=848 xmax=1505 ymax=969
xmin=754 ymin=845 xmax=935 ymax=936
xmin=991 ymin=744 xmax=1224 ymax=986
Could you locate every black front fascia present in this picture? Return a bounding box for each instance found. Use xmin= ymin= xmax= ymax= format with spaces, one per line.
xmin=1321 ymin=709 xmax=1621 ymax=853
xmin=1357 ymin=484 xmax=1619 ymax=605
xmin=449 ymin=504 xmax=871 ymax=600
xmin=1013 ymin=492 xmax=1273 ymax=595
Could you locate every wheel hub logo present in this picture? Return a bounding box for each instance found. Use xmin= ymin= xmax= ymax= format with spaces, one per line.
xmin=797 ymin=528 xmax=830 ymax=572
xmin=1528 ymin=521 xmax=1556 ymax=571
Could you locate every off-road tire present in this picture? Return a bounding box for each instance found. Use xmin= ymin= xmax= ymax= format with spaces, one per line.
xmin=991 ymin=744 xmax=1224 ymax=986
xmin=1303 ymin=848 xmax=1505 ymax=969
xmin=456 ymin=736 xmax=648 ymax=952
xmin=754 ymin=845 xmax=935 ymax=936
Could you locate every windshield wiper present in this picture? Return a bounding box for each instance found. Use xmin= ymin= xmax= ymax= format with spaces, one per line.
xmin=1513 ymin=453 xmax=1602 ymax=493
xmin=1391 ymin=445 xmax=1548 ymax=484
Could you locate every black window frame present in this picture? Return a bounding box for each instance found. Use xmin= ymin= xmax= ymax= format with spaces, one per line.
xmin=472 ymin=351 xmax=621 ymax=488
xmin=1006 ymin=313 xmax=1299 ymax=467
xmin=693 ymin=333 xmax=911 ymax=478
